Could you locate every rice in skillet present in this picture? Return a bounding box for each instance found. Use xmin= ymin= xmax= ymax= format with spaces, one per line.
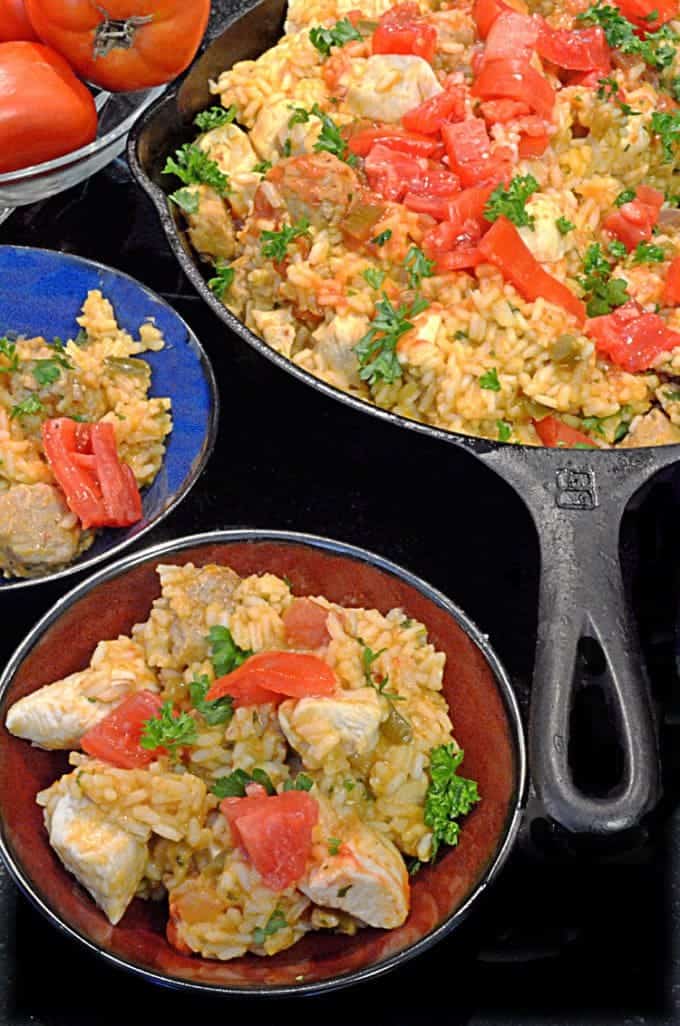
xmin=7 ymin=562 xmax=479 ymax=959
xmin=166 ymin=0 xmax=680 ymax=448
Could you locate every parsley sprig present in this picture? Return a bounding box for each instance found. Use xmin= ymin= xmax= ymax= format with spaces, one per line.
xmin=309 ymin=17 xmax=363 ymax=57
xmin=577 ymin=3 xmax=677 ymax=71
xmin=651 ymin=111 xmax=680 ymax=162
xmin=479 ymin=367 xmax=501 ymax=392
xmin=208 ymin=261 xmax=235 ymax=299
xmin=484 ymin=175 xmax=539 ymax=229
xmin=10 ymin=394 xmax=43 ymax=420
xmin=578 ymin=243 xmax=629 ymax=316
xmin=140 ymin=701 xmax=198 ymax=757
xmin=253 ymin=909 xmax=287 ymax=946
xmin=632 ymin=241 xmax=665 ymax=264
xmin=311 ymin=103 xmax=358 ymax=167
xmin=194 ymin=106 xmax=237 ymax=132
xmin=212 ymin=767 xmax=275 ymax=798
xmin=163 ymin=144 xmax=230 ymax=210
xmin=0 ymin=337 xmax=19 ymax=373
xmin=260 ymin=217 xmax=311 ymax=262
xmin=189 ymin=675 xmax=234 ymax=726
xmin=208 ymin=626 xmax=252 ymax=678
xmin=353 ymin=294 xmax=428 ymax=386
xmin=404 ymin=246 xmax=434 ymax=290
xmin=424 ymin=743 xmax=480 ymax=857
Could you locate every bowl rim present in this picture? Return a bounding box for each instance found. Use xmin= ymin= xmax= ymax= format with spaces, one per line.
xmin=0 ymin=85 xmax=167 ymax=185
xmin=0 ymin=244 xmax=220 ymax=590
xmin=0 ymin=527 xmax=527 ymax=996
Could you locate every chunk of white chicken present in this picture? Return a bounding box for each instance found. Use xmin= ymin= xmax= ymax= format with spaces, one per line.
xmin=44 ymin=791 xmax=147 ymax=925
xmin=311 ymin=314 xmax=371 ymax=387
xmin=198 ymin=122 xmax=260 ymax=219
xmin=619 ymin=408 xmax=680 ymax=447
xmin=300 ymin=800 xmax=409 ymax=929
xmin=517 ymin=194 xmax=570 ymax=264
xmin=0 ymin=483 xmax=81 ymax=578
xmin=249 ymin=99 xmax=320 ymax=162
xmin=278 ymin=687 xmax=385 ymax=770
xmin=185 ymin=184 xmax=236 ymax=262
xmin=347 ymin=55 xmax=442 ymax=123
xmin=6 ymin=637 xmax=157 ymax=750
xmin=251 ymin=308 xmax=297 ymax=357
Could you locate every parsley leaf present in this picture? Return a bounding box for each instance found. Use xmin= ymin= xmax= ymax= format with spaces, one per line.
xmin=10 ymin=394 xmax=43 ymax=420
xmin=354 ymin=293 xmax=428 ymax=386
xmin=33 ymin=353 xmax=71 ymax=387
xmin=189 ymin=674 xmax=234 ymax=726
xmin=140 ymin=701 xmax=197 ymax=757
xmin=651 ymin=111 xmax=680 ymax=161
xmin=577 ymin=2 xmax=677 ymax=70
xmin=632 ymin=241 xmax=665 ymax=263
xmin=0 ymin=337 xmax=19 ymax=372
xmin=283 ymin=773 xmax=314 ymax=791
xmin=479 ymin=367 xmax=501 ymax=391
xmin=363 ymin=267 xmax=386 ymax=289
xmin=371 ymin=229 xmax=392 ymax=246
xmin=327 ymin=837 xmax=342 ymax=855
xmin=424 ymin=743 xmax=480 ymax=857
xmin=404 ymin=245 xmax=434 ymax=289
xmin=163 ymin=144 xmax=230 ymax=195
xmin=311 ymin=103 xmax=358 ymax=166
xmin=497 ymin=419 xmax=512 ymax=442
xmin=484 ymin=174 xmax=539 ymax=229
xmin=578 ymin=243 xmax=629 ymax=316
xmin=614 ymin=188 xmax=636 ymax=207
xmin=253 ymin=160 xmax=273 ymax=175
xmin=556 ymin=216 xmax=575 ymax=235
xmin=608 ymin=239 xmax=627 ymax=260
xmin=254 ymin=909 xmax=287 ymax=945
xmin=288 ymin=105 xmax=311 ymax=128
xmin=211 ymin=767 xmax=276 ymax=798
xmin=309 ymin=17 xmax=363 ymax=57
xmin=208 ymin=625 xmax=252 ymax=678
xmin=194 ymin=106 xmax=237 ymax=131
xmin=597 ymin=76 xmax=620 ymax=101
xmin=208 ymin=261 xmax=235 ymax=299
xmin=169 ymin=187 xmax=200 ymax=214
xmin=260 ymin=217 xmax=311 ymax=262
xmin=361 ymin=644 xmax=386 ymax=683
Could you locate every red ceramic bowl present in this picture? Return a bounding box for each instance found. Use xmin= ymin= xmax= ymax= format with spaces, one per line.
xmin=0 ymin=530 xmax=526 ymax=995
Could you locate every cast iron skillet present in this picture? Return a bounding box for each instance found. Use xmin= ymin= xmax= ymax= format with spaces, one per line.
xmin=128 ymin=0 xmax=680 ymax=837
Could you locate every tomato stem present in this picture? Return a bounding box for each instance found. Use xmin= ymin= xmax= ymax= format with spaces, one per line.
xmin=93 ymin=7 xmax=153 ymax=58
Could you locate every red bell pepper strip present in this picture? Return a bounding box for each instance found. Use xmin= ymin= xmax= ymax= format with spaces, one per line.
xmin=478 ymin=216 xmax=586 ymax=323
xmin=206 ymin=651 xmax=337 ymax=706
xmin=533 ymin=417 xmax=596 ymax=448
xmin=586 ymin=300 xmax=680 ymax=372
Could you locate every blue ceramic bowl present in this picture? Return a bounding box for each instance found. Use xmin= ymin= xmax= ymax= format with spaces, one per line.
xmin=0 ymin=246 xmax=218 ymax=590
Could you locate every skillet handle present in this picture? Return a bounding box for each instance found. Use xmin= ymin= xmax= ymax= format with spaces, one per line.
xmin=483 ymin=448 xmax=675 ymax=835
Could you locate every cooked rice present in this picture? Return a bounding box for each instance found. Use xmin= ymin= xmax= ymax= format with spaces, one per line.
xmin=28 ymin=561 xmax=465 ymax=959
xmin=169 ymin=0 xmax=680 ymax=447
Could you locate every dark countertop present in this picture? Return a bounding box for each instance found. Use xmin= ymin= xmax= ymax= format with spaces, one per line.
xmin=2 ymin=151 xmax=680 ymax=1025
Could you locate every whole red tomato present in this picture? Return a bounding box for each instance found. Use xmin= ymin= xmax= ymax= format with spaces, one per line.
xmin=25 ymin=0 xmax=211 ymax=92
xmin=0 ymin=0 xmax=38 ymax=41
xmin=0 ymin=42 xmax=98 ymax=173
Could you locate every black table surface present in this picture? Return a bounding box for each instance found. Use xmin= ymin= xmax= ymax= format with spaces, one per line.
xmin=3 ymin=154 xmax=680 ymax=1025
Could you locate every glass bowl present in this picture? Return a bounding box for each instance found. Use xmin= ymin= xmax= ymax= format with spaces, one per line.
xmin=0 ymin=85 xmax=166 ymax=211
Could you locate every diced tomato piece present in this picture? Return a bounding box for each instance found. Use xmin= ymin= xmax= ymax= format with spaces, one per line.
xmin=207 ymin=651 xmax=337 ymax=706
xmin=533 ymin=417 xmax=595 ymax=448
xmin=364 ymin=143 xmax=430 ymax=201
xmin=372 ymin=3 xmax=437 ymax=62
xmin=478 ymin=216 xmax=586 ymax=322
xmin=444 ymin=182 xmax=498 ymax=232
xmin=42 ymin=417 xmax=142 ymax=530
xmin=479 ymin=99 xmax=531 ymax=124
xmin=436 ymin=248 xmax=484 ymax=272
xmin=472 ymin=58 xmax=555 ymax=120
xmin=423 ymin=215 xmax=483 ymax=257
xmin=483 ymin=10 xmax=537 ymax=62
xmin=403 ymin=193 xmax=449 ymax=218
xmin=81 ymin=690 xmax=163 ymax=768
xmin=402 ymin=86 xmax=467 ymax=134
xmin=518 ymin=131 xmax=550 ymax=156
xmin=283 ymin=598 xmax=331 ymax=649
xmin=603 ymin=186 xmax=664 ymax=251
xmin=586 ymin=300 xmax=680 ymax=372
xmin=664 ymin=256 xmax=680 ymax=306
xmin=442 ymin=118 xmax=511 ymax=188
xmin=348 ymin=126 xmax=442 ymax=158
xmin=473 ymin=0 xmax=511 ymax=39
xmin=222 ymin=791 xmax=319 ymax=890
xmin=535 ymin=20 xmax=610 ymax=71
xmin=616 ymin=0 xmax=676 ymax=27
